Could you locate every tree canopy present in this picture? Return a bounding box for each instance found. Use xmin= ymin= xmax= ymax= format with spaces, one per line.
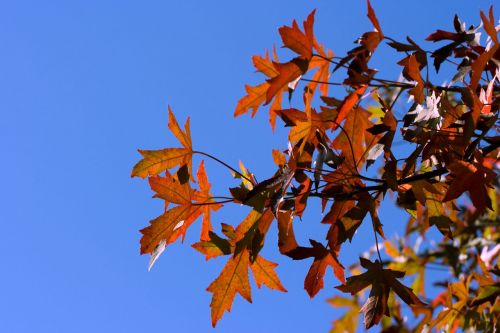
xmin=132 ymin=1 xmax=500 ymax=331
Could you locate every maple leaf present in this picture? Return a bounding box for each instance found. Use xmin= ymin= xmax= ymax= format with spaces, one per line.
xmin=332 ymin=106 xmax=375 ymax=170
xmin=328 ymin=295 xmax=360 ymax=333
xmin=272 ymin=149 xmax=287 ymax=167
xmin=287 ymin=239 xmax=345 ymax=297
xmin=443 ymin=160 xmax=496 ymax=213
xmin=429 ymin=279 xmax=470 ymax=331
xmin=191 ymin=235 xmax=229 ymax=260
xmin=333 ymin=85 xmax=368 ymax=128
xmin=193 ymin=161 xmax=222 ymax=240
xmin=234 ymin=83 xmax=268 ymax=118
xmin=367 ymin=0 xmax=383 ymax=37
xmin=207 ymin=250 xmax=252 ymax=327
xmin=140 ymin=205 xmax=191 ymax=255
xmin=141 ymin=162 xmax=220 ymax=261
xmin=266 ymin=57 xmax=309 ymax=104
xmin=131 ymin=107 xmax=192 ymax=178
xmin=279 ymin=10 xmax=315 ymax=60
xmin=250 ymin=256 xmax=287 ymax=292
xmin=277 ymin=210 xmax=299 ymax=254
xmin=336 ymin=258 xmax=425 ymax=329
xmin=307 ymin=47 xmax=333 ymax=96
xmin=399 ymin=54 xmax=425 ymax=104
xmin=205 ymin=209 xmax=285 ymax=326
xmin=234 ymin=50 xmax=288 ymax=130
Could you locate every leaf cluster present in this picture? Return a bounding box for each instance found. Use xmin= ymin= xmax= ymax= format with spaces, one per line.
xmin=132 ymin=1 xmax=500 ymax=330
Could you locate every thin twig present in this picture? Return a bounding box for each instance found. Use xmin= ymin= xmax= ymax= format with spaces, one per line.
xmin=193 ymin=151 xmax=254 ymax=184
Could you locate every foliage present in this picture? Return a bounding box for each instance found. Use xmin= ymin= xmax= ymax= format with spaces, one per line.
xmin=132 ymin=1 xmax=500 ymax=331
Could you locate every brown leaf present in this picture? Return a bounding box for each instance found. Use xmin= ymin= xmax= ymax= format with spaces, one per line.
xmin=403 ymin=54 xmax=425 ymax=104
xmin=366 ymin=0 xmax=383 ymax=37
xmin=277 ymin=211 xmax=299 ymax=254
xmin=287 ymin=240 xmax=345 ymax=297
xmin=305 ymin=251 xmax=345 ymax=297
xmin=443 ymin=160 xmax=495 ymax=213
xmin=336 ymin=258 xmax=425 ymax=329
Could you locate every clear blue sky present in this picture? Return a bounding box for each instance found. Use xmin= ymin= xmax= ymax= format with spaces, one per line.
xmin=2 ymin=1 xmax=495 ymax=332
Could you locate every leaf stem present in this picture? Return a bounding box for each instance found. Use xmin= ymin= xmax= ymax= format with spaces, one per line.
xmin=193 ymin=151 xmax=254 ymax=184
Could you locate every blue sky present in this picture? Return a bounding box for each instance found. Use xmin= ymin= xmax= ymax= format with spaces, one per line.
xmin=2 ymin=1 xmax=495 ymax=332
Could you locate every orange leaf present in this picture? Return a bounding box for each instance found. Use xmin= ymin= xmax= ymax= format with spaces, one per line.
xmin=308 ymin=49 xmax=333 ymax=96
xmin=131 ymin=148 xmax=191 ymax=178
xmin=149 ymin=173 xmax=192 ymax=205
xmin=279 ymin=10 xmax=315 ymax=59
xmin=234 ymin=52 xmax=287 ymax=130
xmin=289 ymin=120 xmax=312 ymax=143
xmin=132 ymin=108 xmax=193 ymax=178
xmin=191 ymin=240 xmax=225 ymax=260
xmin=333 ymin=85 xmax=368 ymax=128
xmin=277 ymin=211 xmax=298 ymax=254
xmin=332 ymin=106 xmax=374 ymax=170
xmin=140 ymin=205 xmax=191 ymax=254
xmin=168 ymin=106 xmax=191 ymax=150
xmin=194 ymin=161 xmax=222 ymax=240
xmin=266 ymin=57 xmax=308 ymax=104
xmin=294 ymin=176 xmax=311 ymax=217
xmin=480 ymin=7 xmax=499 ymax=44
xmin=250 ymin=256 xmax=287 ymax=292
xmin=234 ymin=82 xmax=269 ymax=117
xmin=252 ymin=53 xmax=279 ymax=77
xmin=470 ymin=44 xmax=498 ymax=90
xmin=207 ymin=250 xmax=252 ymax=327
xmin=168 ymin=107 xmax=193 ymax=173
xmin=272 ymin=149 xmax=287 ymax=167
